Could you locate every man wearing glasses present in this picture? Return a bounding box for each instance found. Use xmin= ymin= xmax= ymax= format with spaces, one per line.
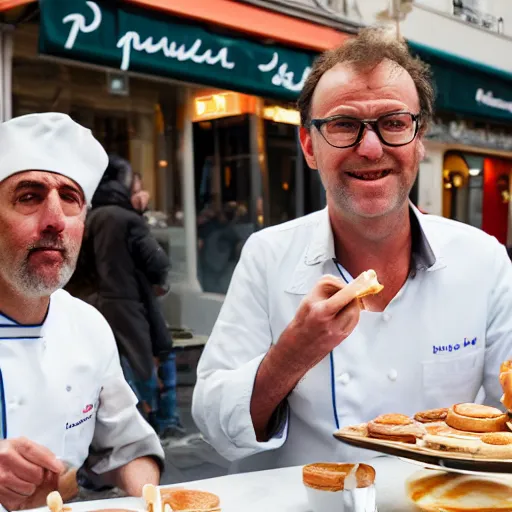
xmin=192 ymin=28 xmax=512 ymax=470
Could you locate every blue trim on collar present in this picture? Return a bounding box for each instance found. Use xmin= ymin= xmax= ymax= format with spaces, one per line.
xmin=0 ymin=369 xmax=7 ymax=439
xmin=329 ymin=352 xmax=340 ymax=431
xmin=0 ymin=336 xmax=41 ymax=340
xmin=0 ymin=308 xmax=48 ymax=328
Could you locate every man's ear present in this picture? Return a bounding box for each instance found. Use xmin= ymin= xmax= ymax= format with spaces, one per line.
xmin=417 ymin=139 xmax=425 ymax=161
xmin=299 ymin=126 xmax=318 ymax=170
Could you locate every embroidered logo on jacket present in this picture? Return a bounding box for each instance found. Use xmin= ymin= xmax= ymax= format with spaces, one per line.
xmin=432 ymin=337 xmax=477 ymax=355
xmin=66 ymin=414 xmax=93 ymax=430
xmin=82 ymin=404 xmax=93 ymax=414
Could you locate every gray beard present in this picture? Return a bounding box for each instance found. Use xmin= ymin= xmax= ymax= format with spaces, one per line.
xmin=12 ymin=258 xmax=76 ymax=298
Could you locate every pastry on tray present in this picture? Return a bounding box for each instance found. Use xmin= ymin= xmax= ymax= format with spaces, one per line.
xmin=366 ymin=413 xmax=426 ymax=444
xmin=423 ymin=420 xmax=483 ymax=438
xmin=445 ymin=403 xmax=508 ymax=433
xmin=421 ymin=431 xmax=512 ymax=458
xmin=414 ymin=408 xmax=448 ymax=423
xmin=421 ymin=433 xmax=483 ymax=454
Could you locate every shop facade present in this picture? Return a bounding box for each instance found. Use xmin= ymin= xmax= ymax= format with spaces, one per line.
xmin=3 ymin=0 xmax=511 ymax=336
xmin=1 ymin=0 xmax=349 ymax=334
xmin=412 ymin=43 xmax=512 ymax=246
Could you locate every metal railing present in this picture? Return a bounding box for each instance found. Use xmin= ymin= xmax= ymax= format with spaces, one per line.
xmin=452 ymin=1 xmax=504 ymax=33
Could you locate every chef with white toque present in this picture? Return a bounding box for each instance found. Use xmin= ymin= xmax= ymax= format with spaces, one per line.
xmin=0 ymin=113 xmax=164 ymax=511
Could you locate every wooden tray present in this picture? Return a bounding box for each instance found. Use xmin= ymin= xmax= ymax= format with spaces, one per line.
xmin=333 ymin=431 xmax=512 ymax=474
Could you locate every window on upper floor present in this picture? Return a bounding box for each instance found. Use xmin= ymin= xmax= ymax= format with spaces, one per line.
xmin=452 ymin=0 xmax=504 ymax=33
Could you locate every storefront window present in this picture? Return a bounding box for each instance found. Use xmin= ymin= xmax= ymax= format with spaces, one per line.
xmin=265 ymin=119 xmax=298 ymax=225
xmin=193 ymin=115 xmax=254 ymax=294
xmin=442 ymin=150 xmax=512 ymax=245
xmin=12 ymin=55 xmax=183 ymax=227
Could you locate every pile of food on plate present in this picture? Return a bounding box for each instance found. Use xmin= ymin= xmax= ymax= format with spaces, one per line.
xmin=337 ymin=360 xmax=512 ymax=459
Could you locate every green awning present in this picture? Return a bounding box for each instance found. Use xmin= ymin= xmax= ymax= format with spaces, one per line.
xmin=38 ymin=1 xmax=512 ymax=123
xmin=38 ymin=0 xmax=315 ymax=101
xmin=409 ymin=41 xmax=512 ymax=123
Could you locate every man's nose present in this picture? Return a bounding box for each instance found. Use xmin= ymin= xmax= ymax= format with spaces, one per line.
xmin=355 ymin=125 xmax=384 ymax=161
xmin=39 ymin=192 xmax=66 ymax=233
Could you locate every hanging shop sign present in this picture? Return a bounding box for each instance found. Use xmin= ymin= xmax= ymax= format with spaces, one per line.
xmin=39 ymin=0 xmax=315 ymax=101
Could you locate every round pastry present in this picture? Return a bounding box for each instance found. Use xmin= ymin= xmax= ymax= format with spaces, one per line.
xmin=445 ymin=403 xmax=508 ymax=433
xmin=367 ymin=413 xmax=426 ymax=444
xmin=160 ymin=489 xmax=220 ymax=511
xmin=302 ymin=462 xmax=375 ymax=491
xmin=414 ymin=408 xmax=448 ymax=423
xmin=478 ymin=432 xmax=512 ymax=458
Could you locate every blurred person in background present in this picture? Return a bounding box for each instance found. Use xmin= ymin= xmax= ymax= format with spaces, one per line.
xmin=68 ymin=155 xmax=184 ymax=440
xmin=131 ymin=172 xmax=150 ymax=214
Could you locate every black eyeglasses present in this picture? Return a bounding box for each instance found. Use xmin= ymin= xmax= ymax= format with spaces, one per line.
xmin=309 ymin=111 xmax=421 ymax=149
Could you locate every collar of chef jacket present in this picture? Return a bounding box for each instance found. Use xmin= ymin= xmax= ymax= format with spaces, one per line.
xmin=285 ymin=204 xmax=446 ymax=296
xmin=0 ymin=310 xmax=46 ymax=339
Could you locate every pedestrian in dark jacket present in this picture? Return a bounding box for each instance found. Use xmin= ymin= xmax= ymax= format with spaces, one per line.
xmin=68 ymin=155 xmax=183 ymax=437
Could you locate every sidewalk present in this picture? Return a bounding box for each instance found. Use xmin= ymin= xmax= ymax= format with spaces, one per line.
xmin=160 ymin=385 xmax=230 ymax=485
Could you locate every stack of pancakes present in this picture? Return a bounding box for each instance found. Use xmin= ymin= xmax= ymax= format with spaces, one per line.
xmin=339 ymin=403 xmax=512 ymax=458
xmin=338 ymin=359 xmax=512 ymax=459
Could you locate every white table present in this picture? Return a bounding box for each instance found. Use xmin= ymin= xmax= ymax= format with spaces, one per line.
xmin=35 ymin=457 xmax=422 ymax=512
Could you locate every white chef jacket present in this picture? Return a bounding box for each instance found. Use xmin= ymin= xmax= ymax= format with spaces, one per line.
xmin=192 ymin=207 xmax=512 ymax=471
xmin=0 ymin=289 xmax=164 ymax=475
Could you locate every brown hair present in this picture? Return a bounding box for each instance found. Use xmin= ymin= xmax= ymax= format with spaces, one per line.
xmin=297 ymin=27 xmax=434 ymax=130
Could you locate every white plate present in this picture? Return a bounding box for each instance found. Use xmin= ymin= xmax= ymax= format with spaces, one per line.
xmin=397 ymin=456 xmax=507 ymax=476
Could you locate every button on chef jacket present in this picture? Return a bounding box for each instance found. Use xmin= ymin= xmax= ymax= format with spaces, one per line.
xmin=0 ymin=289 xmax=164 ymax=474
xmin=192 ymin=206 xmax=512 ymax=472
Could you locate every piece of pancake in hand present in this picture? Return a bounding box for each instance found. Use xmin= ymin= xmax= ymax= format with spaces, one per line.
xmin=367 ymin=413 xmax=426 ymax=443
xmin=414 ymin=408 xmax=448 ymax=423
xmin=445 ymin=403 xmax=508 ymax=433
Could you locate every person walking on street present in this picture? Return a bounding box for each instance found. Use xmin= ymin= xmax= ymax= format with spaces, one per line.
xmin=69 ymin=155 xmax=184 ymax=439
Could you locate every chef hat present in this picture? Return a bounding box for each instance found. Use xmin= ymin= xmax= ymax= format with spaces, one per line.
xmin=0 ymin=112 xmax=108 ymax=204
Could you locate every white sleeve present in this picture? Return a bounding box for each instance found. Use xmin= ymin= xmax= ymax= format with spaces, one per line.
xmin=484 ymin=241 xmax=512 ymax=408
xmin=192 ymin=234 xmax=288 ymax=462
xmin=85 ymin=347 xmax=164 ymax=475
